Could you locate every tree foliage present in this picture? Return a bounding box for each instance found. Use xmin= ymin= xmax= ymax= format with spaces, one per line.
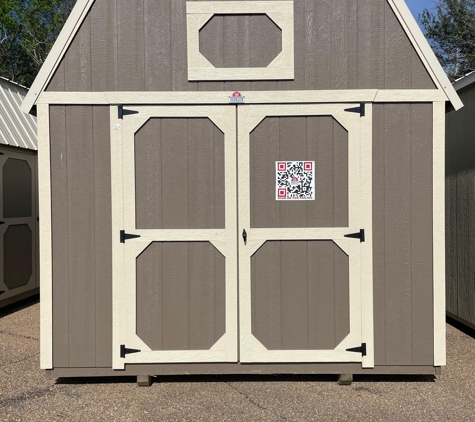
xmin=420 ymin=0 xmax=475 ymax=81
xmin=0 ymin=0 xmax=75 ymax=87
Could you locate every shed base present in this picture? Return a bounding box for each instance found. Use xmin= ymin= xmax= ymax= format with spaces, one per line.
xmin=0 ymin=288 xmax=39 ymax=309
xmin=47 ymin=364 xmax=441 ymax=378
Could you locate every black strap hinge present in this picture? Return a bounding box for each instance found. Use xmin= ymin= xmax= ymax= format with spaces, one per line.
xmin=120 ymin=230 xmax=141 ymax=243
xmin=120 ymin=344 xmax=141 ymax=358
xmin=344 ymin=103 xmax=365 ymax=117
xmin=346 ymin=343 xmax=367 ymax=356
xmin=118 ymin=106 xmax=139 ymax=119
xmin=344 ymin=229 xmax=365 ymax=242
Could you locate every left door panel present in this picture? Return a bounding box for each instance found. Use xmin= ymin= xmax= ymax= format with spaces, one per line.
xmin=112 ymin=106 xmax=237 ymax=369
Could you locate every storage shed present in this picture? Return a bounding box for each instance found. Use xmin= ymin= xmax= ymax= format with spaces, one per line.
xmin=0 ymin=77 xmax=38 ymax=309
xmin=23 ymin=0 xmax=462 ymax=381
xmin=446 ymin=72 xmax=475 ymax=330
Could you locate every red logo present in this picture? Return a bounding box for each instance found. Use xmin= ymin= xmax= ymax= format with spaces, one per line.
xmin=304 ymin=162 xmax=313 ymax=171
xmin=277 ymin=162 xmax=287 ymax=171
xmin=278 ymin=188 xmax=287 ymax=198
xmin=232 ymin=91 xmax=242 ymax=97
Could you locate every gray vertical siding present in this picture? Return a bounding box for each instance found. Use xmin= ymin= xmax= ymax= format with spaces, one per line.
xmin=50 ymin=105 xmax=112 ymax=368
xmin=372 ymin=103 xmax=434 ymax=366
xmin=46 ymin=0 xmax=435 ymax=92
xmin=134 ymin=118 xmax=225 ymax=230
xmin=199 ymin=15 xmax=283 ymax=68
xmin=251 ymin=240 xmax=350 ymax=350
xmin=48 ymin=103 xmax=436 ymax=369
xmin=446 ymin=85 xmax=475 ymax=327
xmin=136 ymin=242 xmax=226 ymax=351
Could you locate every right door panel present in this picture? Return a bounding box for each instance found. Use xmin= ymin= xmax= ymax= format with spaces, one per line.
xmin=238 ymin=104 xmax=373 ymax=365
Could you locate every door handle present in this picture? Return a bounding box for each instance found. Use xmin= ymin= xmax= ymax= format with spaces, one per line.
xmin=242 ymin=229 xmax=247 ymax=244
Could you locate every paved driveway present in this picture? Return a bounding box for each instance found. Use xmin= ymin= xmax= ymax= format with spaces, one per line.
xmin=1 ymin=299 xmax=475 ymax=421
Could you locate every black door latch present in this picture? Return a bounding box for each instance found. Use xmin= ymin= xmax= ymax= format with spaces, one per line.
xmin=242 ymin=229 xmax=247 ymax=244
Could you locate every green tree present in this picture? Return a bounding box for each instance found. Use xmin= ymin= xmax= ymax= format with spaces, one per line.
xmin=420 ymin=0 xmax=475 ymax=81
xmin=0 ymin=0 xmax=75 ymax=87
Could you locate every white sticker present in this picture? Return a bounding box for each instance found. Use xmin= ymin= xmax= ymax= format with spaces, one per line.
xmin=113 ymin=124 xmax=121 ymax=130
xmin=228 ymin=91 xmax=245 ymax=103
xmin=276 ymin=161 xmax=315 ymax=200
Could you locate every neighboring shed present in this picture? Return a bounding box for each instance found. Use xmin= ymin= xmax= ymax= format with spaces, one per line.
xmin=0 ymin=77 xmax=38 ymax=308
xmin=23 ymin=0 xmax=462 ymax=383
xmin=446 ymin=72 xmax=475 ymax=329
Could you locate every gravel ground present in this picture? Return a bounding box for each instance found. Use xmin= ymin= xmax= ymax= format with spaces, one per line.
xmin=1 ymin=298 xmax=475 ymax=421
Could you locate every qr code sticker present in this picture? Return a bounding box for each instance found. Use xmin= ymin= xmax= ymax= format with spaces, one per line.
xmin=276 ymin=161 xmax=315 ymax=200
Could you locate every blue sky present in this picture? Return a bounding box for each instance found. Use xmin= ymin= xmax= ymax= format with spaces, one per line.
xmin=405 ymin=0 xmax=436 ymax=22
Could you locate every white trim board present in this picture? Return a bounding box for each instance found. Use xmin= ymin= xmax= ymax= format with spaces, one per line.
xmin=22 ymin=0 xmax=462 ymax=114
xmin=37 ymin=103 xmax=53 ymax=369
xmin=36 ymin=89 xmax=446 ymax=105
xmin=433 ymin=101 xmax=446 ymax=366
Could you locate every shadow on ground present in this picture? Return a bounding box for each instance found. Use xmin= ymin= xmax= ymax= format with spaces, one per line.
xmin=55 ymin=372 xmax=435 ymax=386
xmin=0 ymin=294 xmax=39 ymax=318
xmin=447 ymin=316 xmax=475 ymax=339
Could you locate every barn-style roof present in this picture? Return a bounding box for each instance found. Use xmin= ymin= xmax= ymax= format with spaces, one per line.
xmin=0 ymin=77 xmax=37 ymax=150
xmin=21 ymin=0 xmax=463 ymax=113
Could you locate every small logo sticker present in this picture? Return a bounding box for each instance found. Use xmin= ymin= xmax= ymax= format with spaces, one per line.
xmin=228 ymin=92 xmax=245 ymax=103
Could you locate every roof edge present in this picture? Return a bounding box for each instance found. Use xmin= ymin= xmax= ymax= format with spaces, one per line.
xmin=21 ymin=0 xmax=94 ymax=115
xmin=453 ymin=71 xmax=475 ymax=91
xmin=388 ymin=0 xmax=463 ymax=110
xmin=0 ymin=76 xmax=29 ymax=91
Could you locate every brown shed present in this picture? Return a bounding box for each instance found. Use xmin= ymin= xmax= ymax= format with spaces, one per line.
xmin=23 ymin=0 xmax=461 ymax=381
xmin=0 ymin=77 xmax=38 ymax=308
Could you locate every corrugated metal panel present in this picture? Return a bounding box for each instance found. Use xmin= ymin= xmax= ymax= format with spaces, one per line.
xmin=0 ymin=77 xmax=37 ymax=150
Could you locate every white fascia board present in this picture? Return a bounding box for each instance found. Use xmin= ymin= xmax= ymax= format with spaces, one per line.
xmin=389 ymin=0 xmax=463 ymax=110
xmin=21 ymin=0 xmax=95 ymax=115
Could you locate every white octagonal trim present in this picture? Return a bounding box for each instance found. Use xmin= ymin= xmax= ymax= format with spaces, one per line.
xmin=186 ymin=1 xmax=294 ymax=81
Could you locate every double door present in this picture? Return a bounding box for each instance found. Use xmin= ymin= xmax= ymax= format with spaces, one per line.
xmin=112 ymin=103 xmax=373 ymax=369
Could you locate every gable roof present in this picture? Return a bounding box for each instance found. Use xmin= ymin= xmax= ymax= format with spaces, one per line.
xmin=21 ymin=0 xmax=463 ymax=114
xmin=0 ymin=77 xmax=37 ymax=150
